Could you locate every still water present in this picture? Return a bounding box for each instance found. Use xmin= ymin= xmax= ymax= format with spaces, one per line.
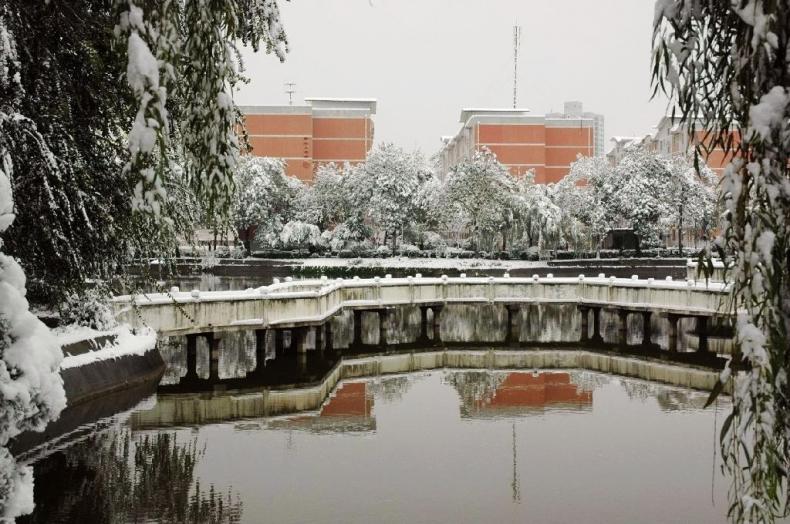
xmin=20 ymin=365 xmax=734 ymax=523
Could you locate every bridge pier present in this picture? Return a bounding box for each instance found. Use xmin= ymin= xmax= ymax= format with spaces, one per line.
xmin=207 ymin=332 xmax=220 ymax=381
xmin=418 ymin=306 xmax=431 ymax=345
xmin=378 ymin=309 xmax=389 ymax=348
xmin=293 ymin=326 xmax=309 ymax=354
xmin=641 ymin=312 xmax=653 ymax=347
xmin=432 ymin=305 xmax=443 ymax=346
xmin=185 ymin=333 xmax=198 ymax=380
xmin=590 ymin=307 xmax=603 ymax=344
xmin=666 ymin=314 xmax=681 ymax=352
xmin=352 ymin=310 xmax=364 ymax=348
xmin=274 ymin=329 xmax=285 ymax=356
xmin=617 ymin=309 xmax=629 ymax=348
xmin=255 ymin=329 xmax=267 ymax=371
xmin=324 ymin=322 xmax=333 ymax=352
xmin=505 ymin=305 xmax=520 ymax=347
xmin=696 ymin=317 xmax=709 ymax=354
xmin=579 ymin=306 xmax=590 ymax=342
xmin=314 ymin=324 xmax=324 ymax=352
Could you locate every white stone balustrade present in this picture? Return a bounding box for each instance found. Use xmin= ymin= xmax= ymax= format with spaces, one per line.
xmin=112 ymin=275 xmax=732 ymax=335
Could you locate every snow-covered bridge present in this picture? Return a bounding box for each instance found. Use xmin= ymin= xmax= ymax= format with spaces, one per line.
xmin=112 ymin=273 xmax=733 ymax=386
xmin=113 ymin=274 xmax=731 ymax=349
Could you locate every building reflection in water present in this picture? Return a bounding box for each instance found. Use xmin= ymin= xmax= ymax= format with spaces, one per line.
xmin=447 ymin=371 xmax=594 ymax=418
xmin=269 ymin=381 xmax=376 ymax=433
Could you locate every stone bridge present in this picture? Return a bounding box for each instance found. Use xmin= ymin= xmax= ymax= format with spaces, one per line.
xmin=115 ymin=273 xmax=732 ymax=350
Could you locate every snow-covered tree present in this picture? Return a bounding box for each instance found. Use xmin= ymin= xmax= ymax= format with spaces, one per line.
xmin=230 ymin=156 xmax=303 ymax=251
xmin=511 ymin=172 xmax=563 ymax=252
xmin=363 ymin=143 xmax=424 ymax=249
xmin=663 ymin=155 xmax=718 ymax=251
xmin=654 ymin=1 xmax=790 ymax=520
xmin=554 ymin=155 xmax=610 ymax=251
xmin=445 ymin=149 xmax=516 ymax=251
xmin=0 ymin=1 xmax=287 ymax=303
xmin=408 ymin=173 xmax=448 ymax=248
xmin=297 ymin=162 xmax=354 ymax=231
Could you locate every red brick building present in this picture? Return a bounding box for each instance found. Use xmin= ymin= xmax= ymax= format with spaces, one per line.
xmin=240 ymin=98 xmax=376 ymax=182
xmin=438 ymin=101 xmax=604 ymax=184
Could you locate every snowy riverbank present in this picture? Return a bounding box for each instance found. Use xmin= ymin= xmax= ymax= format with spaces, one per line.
xmin=54 ymin=325 xmax=158 ymax=370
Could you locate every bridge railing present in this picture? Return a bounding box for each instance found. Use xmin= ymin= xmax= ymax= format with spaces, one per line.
xmin=112 ymin=275 xmax=731 ymax=335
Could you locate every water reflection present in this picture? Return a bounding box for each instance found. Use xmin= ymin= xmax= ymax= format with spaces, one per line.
xmin=448 ymin=371 xmax=593 ymax=418
xmin=23 ymin=368 xmax=737 ymax=524
xmin=269 ymin=382 xmax=376 ymax=433
xmin=19 ymin=428 xmax=241 ymax=524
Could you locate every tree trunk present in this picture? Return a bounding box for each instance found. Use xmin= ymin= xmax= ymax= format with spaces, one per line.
xmin=678 ymin=205 xmax=683 ymax=254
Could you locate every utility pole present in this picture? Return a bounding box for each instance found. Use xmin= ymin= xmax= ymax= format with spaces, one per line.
xmin=284 ymin=82 xmax=296 ymax=105
xmin=513 ymin=25 xmax=522 ymax=109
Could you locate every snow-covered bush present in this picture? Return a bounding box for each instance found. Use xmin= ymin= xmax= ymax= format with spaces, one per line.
xmin=398 ymin=244 xmax=421 ymax=257
xmin=324 ymin=223 xmax=362 ymax=253
xmin=348 ymin=240 xmax=375 ymax=257
xmin=199 ymin=252 xmax=221 ymax=270
xmin=422 ymin=231 xmax=446 ymax=251
xmin=375 ymin=245 xmax=392 ymax=258
xmin=59 ymin=287 xmax=117 ymax=331
xmin=278 ymin=221 xmax=322 ymax=250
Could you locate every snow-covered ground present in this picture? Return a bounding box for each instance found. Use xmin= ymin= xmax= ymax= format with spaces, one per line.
xmin=281 ymin=256 xmax=549 ymax=270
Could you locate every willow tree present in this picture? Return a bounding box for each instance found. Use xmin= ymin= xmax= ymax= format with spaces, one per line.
xmin=0 ymin=0 xmax=287 ymax=304
xmin=0 ymin=0 xmax=287 ymax=518
xmin=653 ymin=1 xmax=789 ymax=521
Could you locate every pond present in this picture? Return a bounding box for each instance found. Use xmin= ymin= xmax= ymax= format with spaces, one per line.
xmin=19 ymin=354 xmax=735 ymax=523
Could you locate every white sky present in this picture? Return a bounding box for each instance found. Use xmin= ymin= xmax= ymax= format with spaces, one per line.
xmin=236 ymin=0 xmax=671 ymax=155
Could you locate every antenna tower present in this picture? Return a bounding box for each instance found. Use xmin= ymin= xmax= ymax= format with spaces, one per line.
xmin=513 ymin=25 xmax=522 ymax=109
xmin=284 ymin=82 xmax=296 ymax=105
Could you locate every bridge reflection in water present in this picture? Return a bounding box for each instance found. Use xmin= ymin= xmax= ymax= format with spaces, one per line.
xmin=25 ymin=364 xmax=731 ymax=524
xmin=132 ymin=300 xmax=728 ymax=431
xmin=156 ymin=302 xmax=730 ymax=390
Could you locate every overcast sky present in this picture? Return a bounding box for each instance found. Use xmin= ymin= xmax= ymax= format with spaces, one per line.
xmin=236 ymin=0 xmax=670 ymax=155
